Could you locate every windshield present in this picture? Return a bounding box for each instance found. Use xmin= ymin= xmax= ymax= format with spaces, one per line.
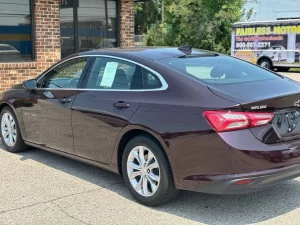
xmin=0 ymin=45 xmax=15 ymax=51
xmin=162 ymin=56 xmax=282 ymax=85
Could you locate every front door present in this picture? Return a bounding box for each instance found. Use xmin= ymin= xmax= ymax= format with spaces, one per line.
xmin=22 ymin=57 xmax=91 ymax=154
xmin=71 ymin=56 xmax=144 ymax=163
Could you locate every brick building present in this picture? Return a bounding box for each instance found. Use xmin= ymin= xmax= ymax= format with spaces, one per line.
xmin=0 ymin=0 xmax=135 ymax=91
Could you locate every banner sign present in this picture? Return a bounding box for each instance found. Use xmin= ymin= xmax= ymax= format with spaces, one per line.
xmin=231 ymin=22 xmax=300 ymax=66
xmin=236 ymin=25 xmax=300 ymax=36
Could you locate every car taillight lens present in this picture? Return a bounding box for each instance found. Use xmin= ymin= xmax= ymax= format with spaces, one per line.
xmin=203 ymin=111 xmax=274 ymax=132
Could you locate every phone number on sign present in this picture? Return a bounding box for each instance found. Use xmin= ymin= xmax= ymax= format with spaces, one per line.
xmin=236 ymin=42 xmax=271 ymax=49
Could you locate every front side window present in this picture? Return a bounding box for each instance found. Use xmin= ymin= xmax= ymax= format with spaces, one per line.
xmin=0 ymin=0 xmax=33 ymax=62
xmin=85 ymin=57 xmax=143 ymax=90
xmin=40 ymin=57 xmax=88 ymax=89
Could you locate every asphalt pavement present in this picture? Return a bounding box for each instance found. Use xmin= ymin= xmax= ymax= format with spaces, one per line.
xmin=1 ymin=71 xmax=300 ymax=225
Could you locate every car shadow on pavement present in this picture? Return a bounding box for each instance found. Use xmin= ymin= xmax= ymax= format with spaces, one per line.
xmin=16 ymin=147 xmax=300 ymax=225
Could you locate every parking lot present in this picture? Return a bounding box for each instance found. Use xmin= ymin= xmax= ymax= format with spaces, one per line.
xmin=282 ymin=72 xmax=300 ymax=81
xmin=0 ymin=71 xmax=300 ymax=225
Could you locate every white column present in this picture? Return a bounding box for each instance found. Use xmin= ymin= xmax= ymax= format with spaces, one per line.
xmin=231 ymin=31 xmax=235 ymax=56
xmin=287 ymin=32 xmax=296 ymax=63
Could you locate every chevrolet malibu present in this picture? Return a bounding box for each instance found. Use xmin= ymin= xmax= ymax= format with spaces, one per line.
xmin=1 ymin=46 xmax=300 ymax=206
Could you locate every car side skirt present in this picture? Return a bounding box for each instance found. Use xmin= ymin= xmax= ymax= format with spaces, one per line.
xmin=24 ymin=141 xmax=120 ymax=175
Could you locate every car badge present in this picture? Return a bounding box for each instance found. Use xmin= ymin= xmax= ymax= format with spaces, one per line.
xmin=251 ymin=105 xmax=267 ymax=110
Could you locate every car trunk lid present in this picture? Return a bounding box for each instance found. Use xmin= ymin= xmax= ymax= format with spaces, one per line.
xmin=208 ymin=78 xmax=300 ymax=144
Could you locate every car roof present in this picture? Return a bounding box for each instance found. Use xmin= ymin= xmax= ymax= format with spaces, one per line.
xmin=80 ymin=47 xmax=218 ymax=61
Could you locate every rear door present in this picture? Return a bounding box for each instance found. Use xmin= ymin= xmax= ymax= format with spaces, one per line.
xmin=71 ymin=56 xmax=144 ymax=164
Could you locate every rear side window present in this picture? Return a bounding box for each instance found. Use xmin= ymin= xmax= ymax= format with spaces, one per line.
xmin=85 ymin=57 xmax=143 ymax=90
xmin=142 ymin=68 xmax=162 ymax=89
xmin=84 ymin=57 xmax=164 ymax=90
xmin=163 ymin=56 xmax=281 ymax=85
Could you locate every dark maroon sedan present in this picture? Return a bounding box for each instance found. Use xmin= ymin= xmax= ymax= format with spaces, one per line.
xmin=1 ymin=46 xmax=300 ymax=206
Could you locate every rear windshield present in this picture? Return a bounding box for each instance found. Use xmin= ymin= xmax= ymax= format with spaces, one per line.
xmin=162 ymin=56 xmax=281 ymax=84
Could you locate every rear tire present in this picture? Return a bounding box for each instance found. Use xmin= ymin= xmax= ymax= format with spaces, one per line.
xmin=122 ymin=135 xmax=179 ymax=206
xmin=258 ymin=58 xmax=272 ymax=70
xmin=0 ymin=106 xmax=28 ymax=153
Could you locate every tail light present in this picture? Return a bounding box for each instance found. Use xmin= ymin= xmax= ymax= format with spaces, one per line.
xmin=203 ymin=111 xmax=274 ymax=132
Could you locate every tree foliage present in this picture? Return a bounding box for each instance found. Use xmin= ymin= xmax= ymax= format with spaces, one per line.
xmin=134 ymin=0 xmax=161 ymax=34
xmin=136 ymin=0 xmax=247 ymax=54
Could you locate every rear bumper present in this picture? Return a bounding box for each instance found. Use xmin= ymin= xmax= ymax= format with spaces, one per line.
xmin=194 ymin=164 xmax=300 ymax=194
xmin=167 ymin=130 xmax=300 ymax=192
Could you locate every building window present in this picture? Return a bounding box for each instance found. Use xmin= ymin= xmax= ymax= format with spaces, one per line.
xmin=60 ymin=0 xmax=118 ymax=59
xmin=60 ymin=2 xmax=75 ymax=58
xmin=0 ymin=0 xmax=33 ymax=62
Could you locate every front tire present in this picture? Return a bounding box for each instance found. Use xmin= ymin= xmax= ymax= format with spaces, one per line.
xmin=122 ymin=135 xmax=178 ymax=206
xmin=0 ymin=106 xmax=28 ymax=153
xmin=258 ymin=58 xmax=272 ymax=70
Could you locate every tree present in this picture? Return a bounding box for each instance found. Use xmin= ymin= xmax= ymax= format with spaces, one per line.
xmin=134 ymin=0 xmax=162 ymax=34
xmin=136 ymin=0 xmax=248 ymax=53
xmin=163 ymin=0 xmax=246 ymax=54
xmin=136 ymin=0 xmax=247 ymax=53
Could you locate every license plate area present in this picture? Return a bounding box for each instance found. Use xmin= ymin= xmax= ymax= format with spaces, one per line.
xmin=272 ymin=110 xmax=300 ymax=140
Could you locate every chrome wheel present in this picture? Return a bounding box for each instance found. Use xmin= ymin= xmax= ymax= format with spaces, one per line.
xmin=1 ymin=112 xmax=17 ymax=147
xmin=127 ymin=146 xmax=160 ymax=197
xmin=261 ymin=61 xmax=269 ymax=68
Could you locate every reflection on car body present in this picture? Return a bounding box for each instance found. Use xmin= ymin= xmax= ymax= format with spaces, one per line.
xmin=0 ymin=44 xmax=23 ymax=61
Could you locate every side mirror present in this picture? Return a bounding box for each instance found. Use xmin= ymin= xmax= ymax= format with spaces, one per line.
xmin=23 ymin=79 xmax=37 ymax=89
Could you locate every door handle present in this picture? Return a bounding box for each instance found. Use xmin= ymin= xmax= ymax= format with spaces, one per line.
xmin=59 ymin=98 xmax=72 ymax=104
xmin=114 ymin=101 xmax=130 ymax=109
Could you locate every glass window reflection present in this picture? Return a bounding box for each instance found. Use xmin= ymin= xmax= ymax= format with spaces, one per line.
xmin=0 ymin=0 xmax=32 ymax=62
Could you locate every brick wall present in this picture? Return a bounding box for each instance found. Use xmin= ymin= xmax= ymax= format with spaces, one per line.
xmin=120 ymin=0 xmax=135 ymax=47
xmin=0 ymin=0 xmax=135 ymax=92
xmin=0 ymin=0 xmax=61 ymax=92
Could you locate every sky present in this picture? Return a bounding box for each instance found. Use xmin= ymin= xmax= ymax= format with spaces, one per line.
xmin=244 ymin=0 xmax=300 ymax=21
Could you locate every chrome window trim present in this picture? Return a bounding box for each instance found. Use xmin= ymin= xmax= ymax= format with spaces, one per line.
xmin=37 ymin=55 xmax=168 ymax=92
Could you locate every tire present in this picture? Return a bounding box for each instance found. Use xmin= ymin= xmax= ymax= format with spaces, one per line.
xmin=258 ymin=58 xmax=272 ymax=70
xmin=277 ymin=67 xmax=290 ymax=72
xmin=0 ymin=106 xmax=28 ymax=153
xmin=122 ymin=135 xmax=179 ymax=206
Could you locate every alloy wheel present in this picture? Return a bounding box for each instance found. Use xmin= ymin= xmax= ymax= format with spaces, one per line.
xmin=1 ymin=112 xmax=17 ymax=147
xmin=261 ymin=61 xmax=269 ymax=68
xmin=127 ymin=146 xmax=160 ymax=197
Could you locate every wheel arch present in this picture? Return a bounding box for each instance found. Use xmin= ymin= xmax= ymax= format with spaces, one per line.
xmin=0 ymin=102 xmax=17 ymax=117
xmin=0 ymin=102 xmax=26 ymax=140
xmin=0 ymin=102 xmax=12 ymax=110
xmin=113 ymin=126 xmax=171 ymax=175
